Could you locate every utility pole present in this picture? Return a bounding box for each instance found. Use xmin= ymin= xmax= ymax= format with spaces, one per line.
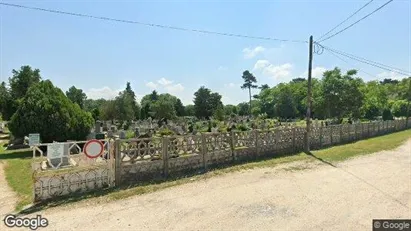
xmin=305 ymin=36 xmax=314 ymax=152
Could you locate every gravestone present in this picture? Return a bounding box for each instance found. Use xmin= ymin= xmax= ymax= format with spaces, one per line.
xmin=107 ymin=130 xmax=114 ymax=138
xmin=119 ymin=130 xmax=126 ymax=139
xmin=47 ymin=142 xmax=70 ymax=168
xmin=111 ymin=125 xmax=117 ymax=132
xmin=134 ymin=128 xmax=140 ymax=137
xmin=95 ymin=121 xmax=102 ymax=133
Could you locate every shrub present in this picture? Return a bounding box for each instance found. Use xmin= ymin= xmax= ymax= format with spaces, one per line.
xmin=158 ymin=128 xmax=174 ymax=136
xmin=391 ymin=100 xmax=408 ymax=117
xmin=8 ymin=80 xmax=93 ymax=143
xmin=236 ymin=123 xmax=249 ymax=131
xmin=382 ymin=108 xmax=394 ymax=121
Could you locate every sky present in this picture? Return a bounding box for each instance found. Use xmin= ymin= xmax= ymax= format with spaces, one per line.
xmin=0 ymin=0 xmax=410 ymax=105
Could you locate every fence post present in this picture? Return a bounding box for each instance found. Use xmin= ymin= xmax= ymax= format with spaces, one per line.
xmin=292 ymin=127 xmax=296 ymax=151
xmin=330 ymin=126 xmax=333 ymax=145
xmin=230 ymin=131 xmax=236 ymax=162
xmin=319 ymin=125 xmax=323 ymax=148
xmin=255 ymin=130 xmax=259 ymax=158
xmin=201 ymin=134 xmax=208 ymax=171
xmin=114 ymin=139 xmax=121 ymax=186
xmin=367 ymin=122 xmax=370 ymax=137
xmin=339 ymin=124 xmax=343 ymax=144
xmin=162 ymin=137 xmax=169 ymax=178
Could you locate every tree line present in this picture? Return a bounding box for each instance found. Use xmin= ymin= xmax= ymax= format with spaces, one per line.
xmin=0 ymin=65 xmax=410 ymax=142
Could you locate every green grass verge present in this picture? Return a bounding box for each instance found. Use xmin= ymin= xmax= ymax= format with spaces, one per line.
xmin=1 ymin=129 xmax=410 ymax=213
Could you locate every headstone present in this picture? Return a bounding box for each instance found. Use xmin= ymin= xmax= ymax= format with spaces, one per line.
xmin=47 ymin=142 xmax=70 ymax=168
xmin=134 ymin=128 xmax=140 ymax=137
xmin=95 ymin=121 xmax=102 ymax=133
xmin=107 ymin=130 xmax=114 ymax=138
xmin=119 ymin=130 xmax=126 ymax=139
xmin=28 ymin=133 xmax=40 ymax=146
xmin=111 ymin=125 xmax=117 ymax=132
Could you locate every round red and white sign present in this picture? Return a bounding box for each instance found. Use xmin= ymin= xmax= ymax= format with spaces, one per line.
xmin=84 ymin=139 xmax=104 ymax=158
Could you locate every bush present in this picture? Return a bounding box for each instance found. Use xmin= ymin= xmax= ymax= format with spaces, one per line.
xmin=382 ymin=109 xmax=394 ymax=121
xmin=391 ymin=100 xmax=408 ymax=117
xmin=158 ymin=128 xmax=174 ymax=136
xmin=8 ymin=80 xmax=93 ymax=143
xmin=236 ymin=123 xmax=249 ymax=131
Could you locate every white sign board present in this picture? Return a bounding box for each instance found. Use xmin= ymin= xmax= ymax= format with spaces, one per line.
xmin=29 ymin=133 xmax=40 ymax=146
xmin=47 ymin=143 xmax=64 ymax=159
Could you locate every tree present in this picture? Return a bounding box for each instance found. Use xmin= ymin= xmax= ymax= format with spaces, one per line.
xmin=360 ymin=81 xmax=388 ymax=120
xmin=213 ymin=106 xmax=225 ymax=121
xmin=151 ymin=97 xmax=177 ymax=119
xmin=185 ymin=105 xmax=195 ymax=117
xmin=9 ymin=65 xmax=42 ymax=99
xmin=174 ymin=99 xmax=185 ymax=116
xmin=100 ymin=100 xmax=117 ymax=121
xmin=8 ymin=80 xmax=93 ymax=142
xmin=224 ymin=105 xmax=238 ymax=115
xmin=0 ymin=82 xmax=16 ymax=120
xmin=66 ymin=86 xmax=87 ymax=109
xmin=391 ymin=100 xmax=408 ymax=117
xmin=124 ymin=82 xmax=141 ymax=119
xmin=238 ymin=102 xmax=249 ymax=116
xmin=241 ymin=70 xmax=258 ymax=115
xmin=320 ymin=68 xmax=364 ymax=120
xmin=193 ymin=86 xmax=223 ymax=118
xmin=259 ymin=84 xmax=270 ymax=90
xmin=273 ymin=84 xmax=298 ymax=119
xmin=115 ymin=91 xmax=135 ymax=122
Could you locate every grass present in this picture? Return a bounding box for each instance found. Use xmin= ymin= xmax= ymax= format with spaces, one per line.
xmin=1 ymin=129 xmax=410 ymax=214
xmin=0 ymin=136 xmax=33 ymax=211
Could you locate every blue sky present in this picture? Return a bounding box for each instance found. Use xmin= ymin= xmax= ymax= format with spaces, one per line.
xmin=0 ymin=0 xmax=410 ymax=105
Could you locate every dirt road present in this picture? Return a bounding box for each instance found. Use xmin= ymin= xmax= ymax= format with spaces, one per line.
xmin=4 ymin=140 xmax=411 ymax=230
xmin=0 ymin=162 xmax=17 ymax=230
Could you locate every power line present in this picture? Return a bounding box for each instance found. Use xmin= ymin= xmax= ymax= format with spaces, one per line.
xmin=317 ymin=0 xmax=374 ymax=41
xmin=0 ymin=2 xmax=308 ymax=43
xmin=321 ymin=45 xmax=410 ymax=76
xmin=318 ymin=0 xmax=394 ymax=43
xmin=318 ymin=43 xmax=411 ymax=75
xmin=324 ymin=48 xmax=376 ymax=78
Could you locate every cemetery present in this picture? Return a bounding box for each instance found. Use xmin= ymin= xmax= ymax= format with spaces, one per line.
xmin=26 ymin=117 xmax=411 ymax=202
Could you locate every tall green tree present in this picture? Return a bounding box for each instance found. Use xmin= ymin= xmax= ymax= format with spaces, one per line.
xmin=193 ymin=86 xmax=223 ymax=118
xmin=174 ymin=99 xmax=185 ymax=116
xmin=241 ymin=70 xmax=258 ymax=115
xmin=9 ymin=65 xmax=42 ymax=99
xmin=8 ymin=80 xmax=93 ymax=142
xmin=0 ymin=82 xmax=16 ymax=120
xmin=66 ymin=86 xmax=87 ymax=109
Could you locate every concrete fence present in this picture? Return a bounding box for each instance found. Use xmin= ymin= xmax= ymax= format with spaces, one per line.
xmin=32 ymin=119 xmax=411 ymax=202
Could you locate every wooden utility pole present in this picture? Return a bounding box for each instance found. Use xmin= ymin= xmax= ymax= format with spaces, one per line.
xmin=305 ymin=36 xmax=314 ymax=152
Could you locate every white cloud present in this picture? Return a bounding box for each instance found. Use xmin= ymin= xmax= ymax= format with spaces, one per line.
xmin=301 ymin=66 xmax=327 ymax=78
xmin=243 ymin=46 xmax=266 ymax=59
xmin=254 ymin=60 xmax=293 ymax=79
xmin=311 ymin=67 xmax=327 ymax=78
xmin=253 ymin=60 xmax=271 ymax=70
xmin=145 ymin=81 xmax=158 ymax=89
xmin=85 ymin=86 xmax=120 ymax=100
xmin=376 ymin=71 xmax=408 ymax=80
xmin=157 ymin=77 xmax=173 ymax=86
xmin=165 ymin=83 xmax=184 ymax=93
